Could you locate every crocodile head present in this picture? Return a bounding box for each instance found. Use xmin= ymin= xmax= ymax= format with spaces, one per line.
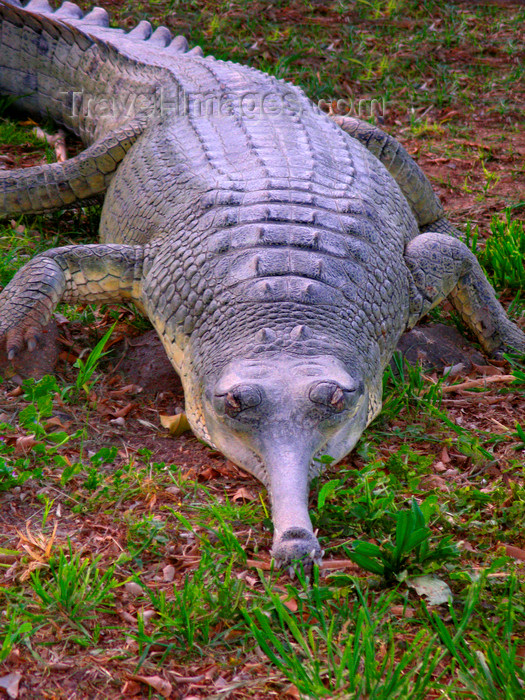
xmin=200 ymin=352 xmax=369 ymax=568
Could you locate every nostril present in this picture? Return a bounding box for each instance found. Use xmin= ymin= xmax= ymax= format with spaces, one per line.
xmin=280 ymin=527 xmax=315 ymax=542
xmin=271 ymin=527 xmax=322 ymax=567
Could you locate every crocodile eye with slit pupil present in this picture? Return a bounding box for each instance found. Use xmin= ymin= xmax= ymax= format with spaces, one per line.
xmin=224 ymin=391 xmax=241 ymax=415
xmin=309 ymin=381 xmax=353 ymax=412
xmin=216 ymin=384 xmax=262 ymax=417
xmin=330 ymin=386 xmax=345 ymax=411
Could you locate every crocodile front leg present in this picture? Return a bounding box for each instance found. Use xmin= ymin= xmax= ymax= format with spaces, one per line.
xmin=0 ymin=244 xmax=145 ymax=359
xmin=405 ymin=232 xmax=525 ymax=356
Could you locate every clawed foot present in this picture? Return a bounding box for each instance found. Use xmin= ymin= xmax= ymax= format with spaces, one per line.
xmin=0 ymin=319 xmax=59 ymax=379
xmin=3 ymin=322 xmax=45 ymax=360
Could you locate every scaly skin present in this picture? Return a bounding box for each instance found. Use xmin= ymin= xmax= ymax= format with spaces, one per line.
xmin=1 ymin=0 xmax=524 ymax=567
xmin=1 ymin=115 xmax=148 ymax=214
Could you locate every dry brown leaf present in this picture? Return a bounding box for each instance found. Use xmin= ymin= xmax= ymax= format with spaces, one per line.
xmin=14 ymin=434 xmax=38 ymax=455
xmin=121 ymin=679 xmax=142 ymax=696
xmin=247 ymin=558 xmax=272 ymax=570
xmin=141 ymin=609 xmax=156 ymax=624
xmin=390 ymin=604 xmax=416 ymax=618
xmin=43 ymin=416 xmax=70 ymax=430
xmin=108 ymin=384 xmax=142 ymax=397
xmin=418 ymin=475 xmax=450 ymax=492
xmin=199 ymin=466 xmax=221 ymax=481
xmin=320 ymin=559 xmax=360 ymax=571
xmin=503 ymin=544 xmax=525 ymax=562
xmin=16 ymin=521 xmax=58 ymax=580
xmin=130 ymin=675 xmax=172 ymax=698
xmin=284 ymin=684 xmax=301 ymax=699
xmin=0 ymin=672 xmax=22 ymax=699
xmin=442 ymin=375 xmax=515 ymax=393
xmin=17 ymin=521 xmax=57 ymax=559
xmin=247 ymin=557 xmax=360 ymax=571
xmin=58 ymin=350 xmax=80 ymax=364
xmin=232 ymin=487 xmax=256 ymax=502
xmin=223 ymin=628 xmax=244 ymax=641
xmin=160 ymin=412 xmax=191 ymax=436
xmin=472 ymin=363 xmax=504 ymax=377
xmin=118 ymin=610 xmax=136 ymax=625
xmin=280 ymin=596 xmax=298 ymax=612
xmin=0 ymin=552 xmax=18 ymax=564
xmin=114 ymin=402 xmax=136 ymax=418
xmin=124 ymin=581 xmax=144 ymax=597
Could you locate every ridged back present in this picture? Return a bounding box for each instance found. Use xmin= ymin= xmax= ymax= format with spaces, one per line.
xmin=0 ymin=0 xmax=201 ymax=141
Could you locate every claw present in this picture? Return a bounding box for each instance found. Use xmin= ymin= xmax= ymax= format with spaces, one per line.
xmin=7 ymin=347 xmax=17 ymax=361
xmin=27 ymin=338 xmax=37 ymax=352
xmin=288 ymin=566 xmax=295 ymax=580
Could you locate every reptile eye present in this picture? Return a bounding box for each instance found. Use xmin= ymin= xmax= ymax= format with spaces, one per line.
xmin=215 ymin=384 xmax=262 ymax=417
xmin=309 ymin=381 xmax=354 ymax=413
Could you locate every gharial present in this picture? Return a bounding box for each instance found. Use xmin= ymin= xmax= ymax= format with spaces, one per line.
xmin=1 ymin=0 xmax=524 ymax=567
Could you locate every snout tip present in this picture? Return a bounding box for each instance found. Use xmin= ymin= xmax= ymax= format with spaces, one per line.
xmin=271 ymin=527 xmax=322 ymax=570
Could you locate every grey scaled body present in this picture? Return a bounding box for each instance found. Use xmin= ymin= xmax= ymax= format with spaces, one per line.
xmin=1 ymin=0 xmax=524 ymax=566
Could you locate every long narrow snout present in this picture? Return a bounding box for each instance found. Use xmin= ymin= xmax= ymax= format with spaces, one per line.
xmin=259 ymin=439 xmax=322 ymax=567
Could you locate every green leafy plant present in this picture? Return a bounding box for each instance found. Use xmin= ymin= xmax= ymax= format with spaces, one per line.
xmin=428 ymin=570 xmax=524 ymax=700
xmin=381 ymin=352 xmax=444 ymax=420
xmin=132 ymin=546 xmax=246 ymax=664
xmin=313 ymin=464 xmax=399 ymax=540
xmin=512 ymin=422 xmax=525 ymax=450
xmin=0 ymin=612 xmax=33 ymax=663
xmin=72 ymin=322 xmax=116 ymax=397
xmin=465 ymin=211 xmax=525 ymax=292
xmin=346 ymin=499 xmax=459 ymax=583
xmin=0 ymin=439 xmax=43 ymax=491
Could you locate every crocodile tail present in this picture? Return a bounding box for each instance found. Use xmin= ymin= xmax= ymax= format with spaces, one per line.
xmin=0 ymin=0 xmax=203 ymax=216
xmin=0 ymin=0 xmax=203 ymax=141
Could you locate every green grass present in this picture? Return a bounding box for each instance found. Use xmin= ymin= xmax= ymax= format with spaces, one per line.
xmin=1 ymin=365 xmax=524 ymax=695
xmin=466 ymin=211 xmax=525 ymax=293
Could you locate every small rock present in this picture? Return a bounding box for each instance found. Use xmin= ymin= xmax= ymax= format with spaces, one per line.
xmin=140 ymin=609 xmax=156 ymax=623
xmin=162 ymin=565 xmax=175 ymax=582
xmin=395 ymin=323 xmax=485 ymax=372
xmin=124 ymin=581 xmax=144 ymax=597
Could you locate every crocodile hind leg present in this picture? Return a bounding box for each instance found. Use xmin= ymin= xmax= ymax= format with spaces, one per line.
xmin=0 ymin=244 xmax=145 ymax=359
xmin=405 ymin=232 xmax=525 ymax=356
xmin=0 ymin=115 xmax=147 ymax=217
xmin=334 ymin=115 xmax=524 ymax=356
xmin=331 ymin=114 xmax=447 ymax=229
xmin=331 ymin=115 xmax=471 ymax=239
